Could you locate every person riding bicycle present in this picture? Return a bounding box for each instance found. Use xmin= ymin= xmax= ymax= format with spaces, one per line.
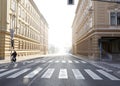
xmin=11 ymin=50 xmax=17 ymax=62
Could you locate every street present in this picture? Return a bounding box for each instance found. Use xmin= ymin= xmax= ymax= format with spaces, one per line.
xmin=0 ymin=54 xmax=120 ymax=86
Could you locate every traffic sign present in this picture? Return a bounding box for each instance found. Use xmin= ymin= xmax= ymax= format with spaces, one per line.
xmin=10 ymin=29 xmax=14 ymax=39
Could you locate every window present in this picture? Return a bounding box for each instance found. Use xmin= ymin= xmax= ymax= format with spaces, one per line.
xmin=11 ymin=0 xmax=16 ymax=11
xmin=18 ymin=6 xmax=21 ymax=17
xmin=117 ymin=12 xmax=120 ymax=25
xmin=68 ymin=0 xmax=74 ymax=5
xmin=110 ymin=12 xmax=120 ymax=26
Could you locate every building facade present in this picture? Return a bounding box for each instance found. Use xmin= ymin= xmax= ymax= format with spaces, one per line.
xmin=0 ymin=0 xmax=48 ymax=60
xmin=72 ymin=0 xmax=120 ymax=60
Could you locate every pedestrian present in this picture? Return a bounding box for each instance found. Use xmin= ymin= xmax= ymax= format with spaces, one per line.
xmin=11 ymin=50 xmax=17 ymax=62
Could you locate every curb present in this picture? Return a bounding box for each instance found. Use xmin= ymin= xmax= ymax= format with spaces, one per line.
xmin=0 ymin=54 xmax=46 ymax=64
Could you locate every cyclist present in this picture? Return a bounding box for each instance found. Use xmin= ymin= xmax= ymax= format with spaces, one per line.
xmin=11 ymin=50 xmax=17 ymax=63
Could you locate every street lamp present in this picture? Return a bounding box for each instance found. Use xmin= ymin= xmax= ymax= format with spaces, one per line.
xmin=10 ymin=0 xmax=20 ymax=56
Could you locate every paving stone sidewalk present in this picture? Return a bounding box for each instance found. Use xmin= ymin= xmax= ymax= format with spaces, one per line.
xmin=0 ymin=54 xmax=45 ymax=64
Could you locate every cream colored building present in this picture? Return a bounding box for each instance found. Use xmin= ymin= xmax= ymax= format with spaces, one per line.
xmin=72 ymin=0 xmax=120 ymax=60
xmin=0 ymin=0 xmax=48 ymax=60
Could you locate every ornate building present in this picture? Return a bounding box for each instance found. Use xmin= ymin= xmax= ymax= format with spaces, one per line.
xmin=72 ymin=0 xmax=120 ymax=60
xmin=0 ymin=0 xmax=48 ymax=60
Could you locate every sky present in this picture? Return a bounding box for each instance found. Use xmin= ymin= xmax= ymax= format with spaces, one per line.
xmin=34 ymin=0 xmax=78 ymax=52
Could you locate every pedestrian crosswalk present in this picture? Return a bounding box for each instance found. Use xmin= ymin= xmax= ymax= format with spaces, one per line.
xmin=0 ymin=69 xmax=7 ymax=72
xmin=0 ymin=68 xmax=119 ymax=81
xmin=33 ymin=60 xmax=87 ymax=64
xmin=85 ymin=69 xmax=103 ymax=80
xmin=7 ymin=69 xmax=30 ymax=78
xmin=22 ymin=59 xmax=88 ymax=65
xmin=72 ymin=69 xmax=85 ymax=79
xmin=41 ymin=68 xmax=55 ymax=79
xmin=26 ymin=60 xmax=86 ymax=64
xmin=59 ymin=69 xmax=68 ymax=79
xmin=24 ymin=67 xmax=42 ymax=78
xmin=97 ymin=70 xmax=120 ymax=80
xmin=0 ymin=69 xmax=19 ymax=77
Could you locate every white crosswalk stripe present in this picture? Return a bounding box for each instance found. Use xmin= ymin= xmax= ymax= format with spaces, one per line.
xmin=62 ymin=60 xmax=66 ymax=63
xmin=48 ymin=60 xmax=53 ymax=63
xmin=74 ymin=60 xmax=80 ymax=63
xmin=81 ymin=61 xmax=87 ymax=63
xmin=0 ymin=69 xmax=7 ymax=72
xmin=55 ymin=60 xmax=59 ymax=63
xmin=41 ymin=68 xmax=55 ymax=78
xmin=68 ymin=60 xmax=73 ymax=63
xmin=0 ymin=69 xmax=19 ymax=77
xmin=59 ymin=69 xmax=68 ymax=79
xmin=97 ymin=70 xmax=120 ymax=80
xmin=7 ymin=69 xmax=30 ymax=78
xmin=85 ymin=69 xmax=103 ymax=80
xmin=72 ymin=69 xmax=85 ymax=79
xmin=24 ymin=67 xmax=42 ymax=78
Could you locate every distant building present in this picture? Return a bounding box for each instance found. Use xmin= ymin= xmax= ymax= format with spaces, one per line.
xmin=72 ymin=0 xmax=120 ymax=60
xmin=0 ymin=0 xmax=48 ymax=60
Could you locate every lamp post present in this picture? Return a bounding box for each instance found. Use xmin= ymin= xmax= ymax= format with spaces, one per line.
xmin=10 ymin=14 xmax=15 ymax=60
xmin=10 ymin=0 xmax=20 ymax=57
xmin=10 ymin=29 xmax=14 ymax=49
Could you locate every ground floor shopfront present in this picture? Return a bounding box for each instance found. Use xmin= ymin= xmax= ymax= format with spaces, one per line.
xmin=75 ymin=30 xmax=120 ymax=60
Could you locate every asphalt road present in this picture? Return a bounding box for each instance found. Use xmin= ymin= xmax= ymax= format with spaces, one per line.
xmin=0 ymin=54 xmax=120 ymax=86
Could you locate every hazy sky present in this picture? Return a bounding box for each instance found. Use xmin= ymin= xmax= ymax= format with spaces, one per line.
xmin=34 ymin=0 xmax=78 ymax=52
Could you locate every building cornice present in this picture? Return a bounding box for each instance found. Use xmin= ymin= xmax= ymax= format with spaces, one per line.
xmin=76 ymin=29 xmax=120 ymax=44
xmin=29 ymin=0 xmax=48 ymax=26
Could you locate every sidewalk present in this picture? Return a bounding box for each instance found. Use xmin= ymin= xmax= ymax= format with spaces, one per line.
xmin=0 ymin=54 xmax=46 ymax=64
xmin=0 ymin=54 xmax=66 ymax=64
xmin=72 ymin=54 xmax=120 ymax=78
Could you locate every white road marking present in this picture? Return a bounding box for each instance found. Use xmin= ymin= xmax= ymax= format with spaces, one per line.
xmin=91 ymin=63 xmax=112 ymax=72
xmin=13 ymin=63 xmax=18 ymax=67
xmin=59 ymin=69 xmax=68 ymax=79
xmin=55 ymin=61 xmax=59 ymax=63
xmin=0 ymin=69 xmax=7 ymax=72
xmin=97 ymin=70 xmax=120 ymax=80
xmin=68 ymin=60 xmax=72 ymax=63
xmin=85 ymin=69 xmax=103 ymax=80
xmin=72 ymin=69 xmax=85 ymax=79
xmin=0 ymin=69 xmax=19 ymax=77
xmin=81 ymin=61 xmax=87 ymax=63
xmin=62 ymin=60 xmax=66 ymax=63
xmin=48 ymin=60 xmax=53 ymax=63
xmin=24 ymin=67 xmax=42 ymax=78
xmin=74 ymin=60 xmax=79 ymax=63
xmin=7 ymin=69 xmax=30 ymax=78
xmin=41 ymin=68 xmax=55 ymax=78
